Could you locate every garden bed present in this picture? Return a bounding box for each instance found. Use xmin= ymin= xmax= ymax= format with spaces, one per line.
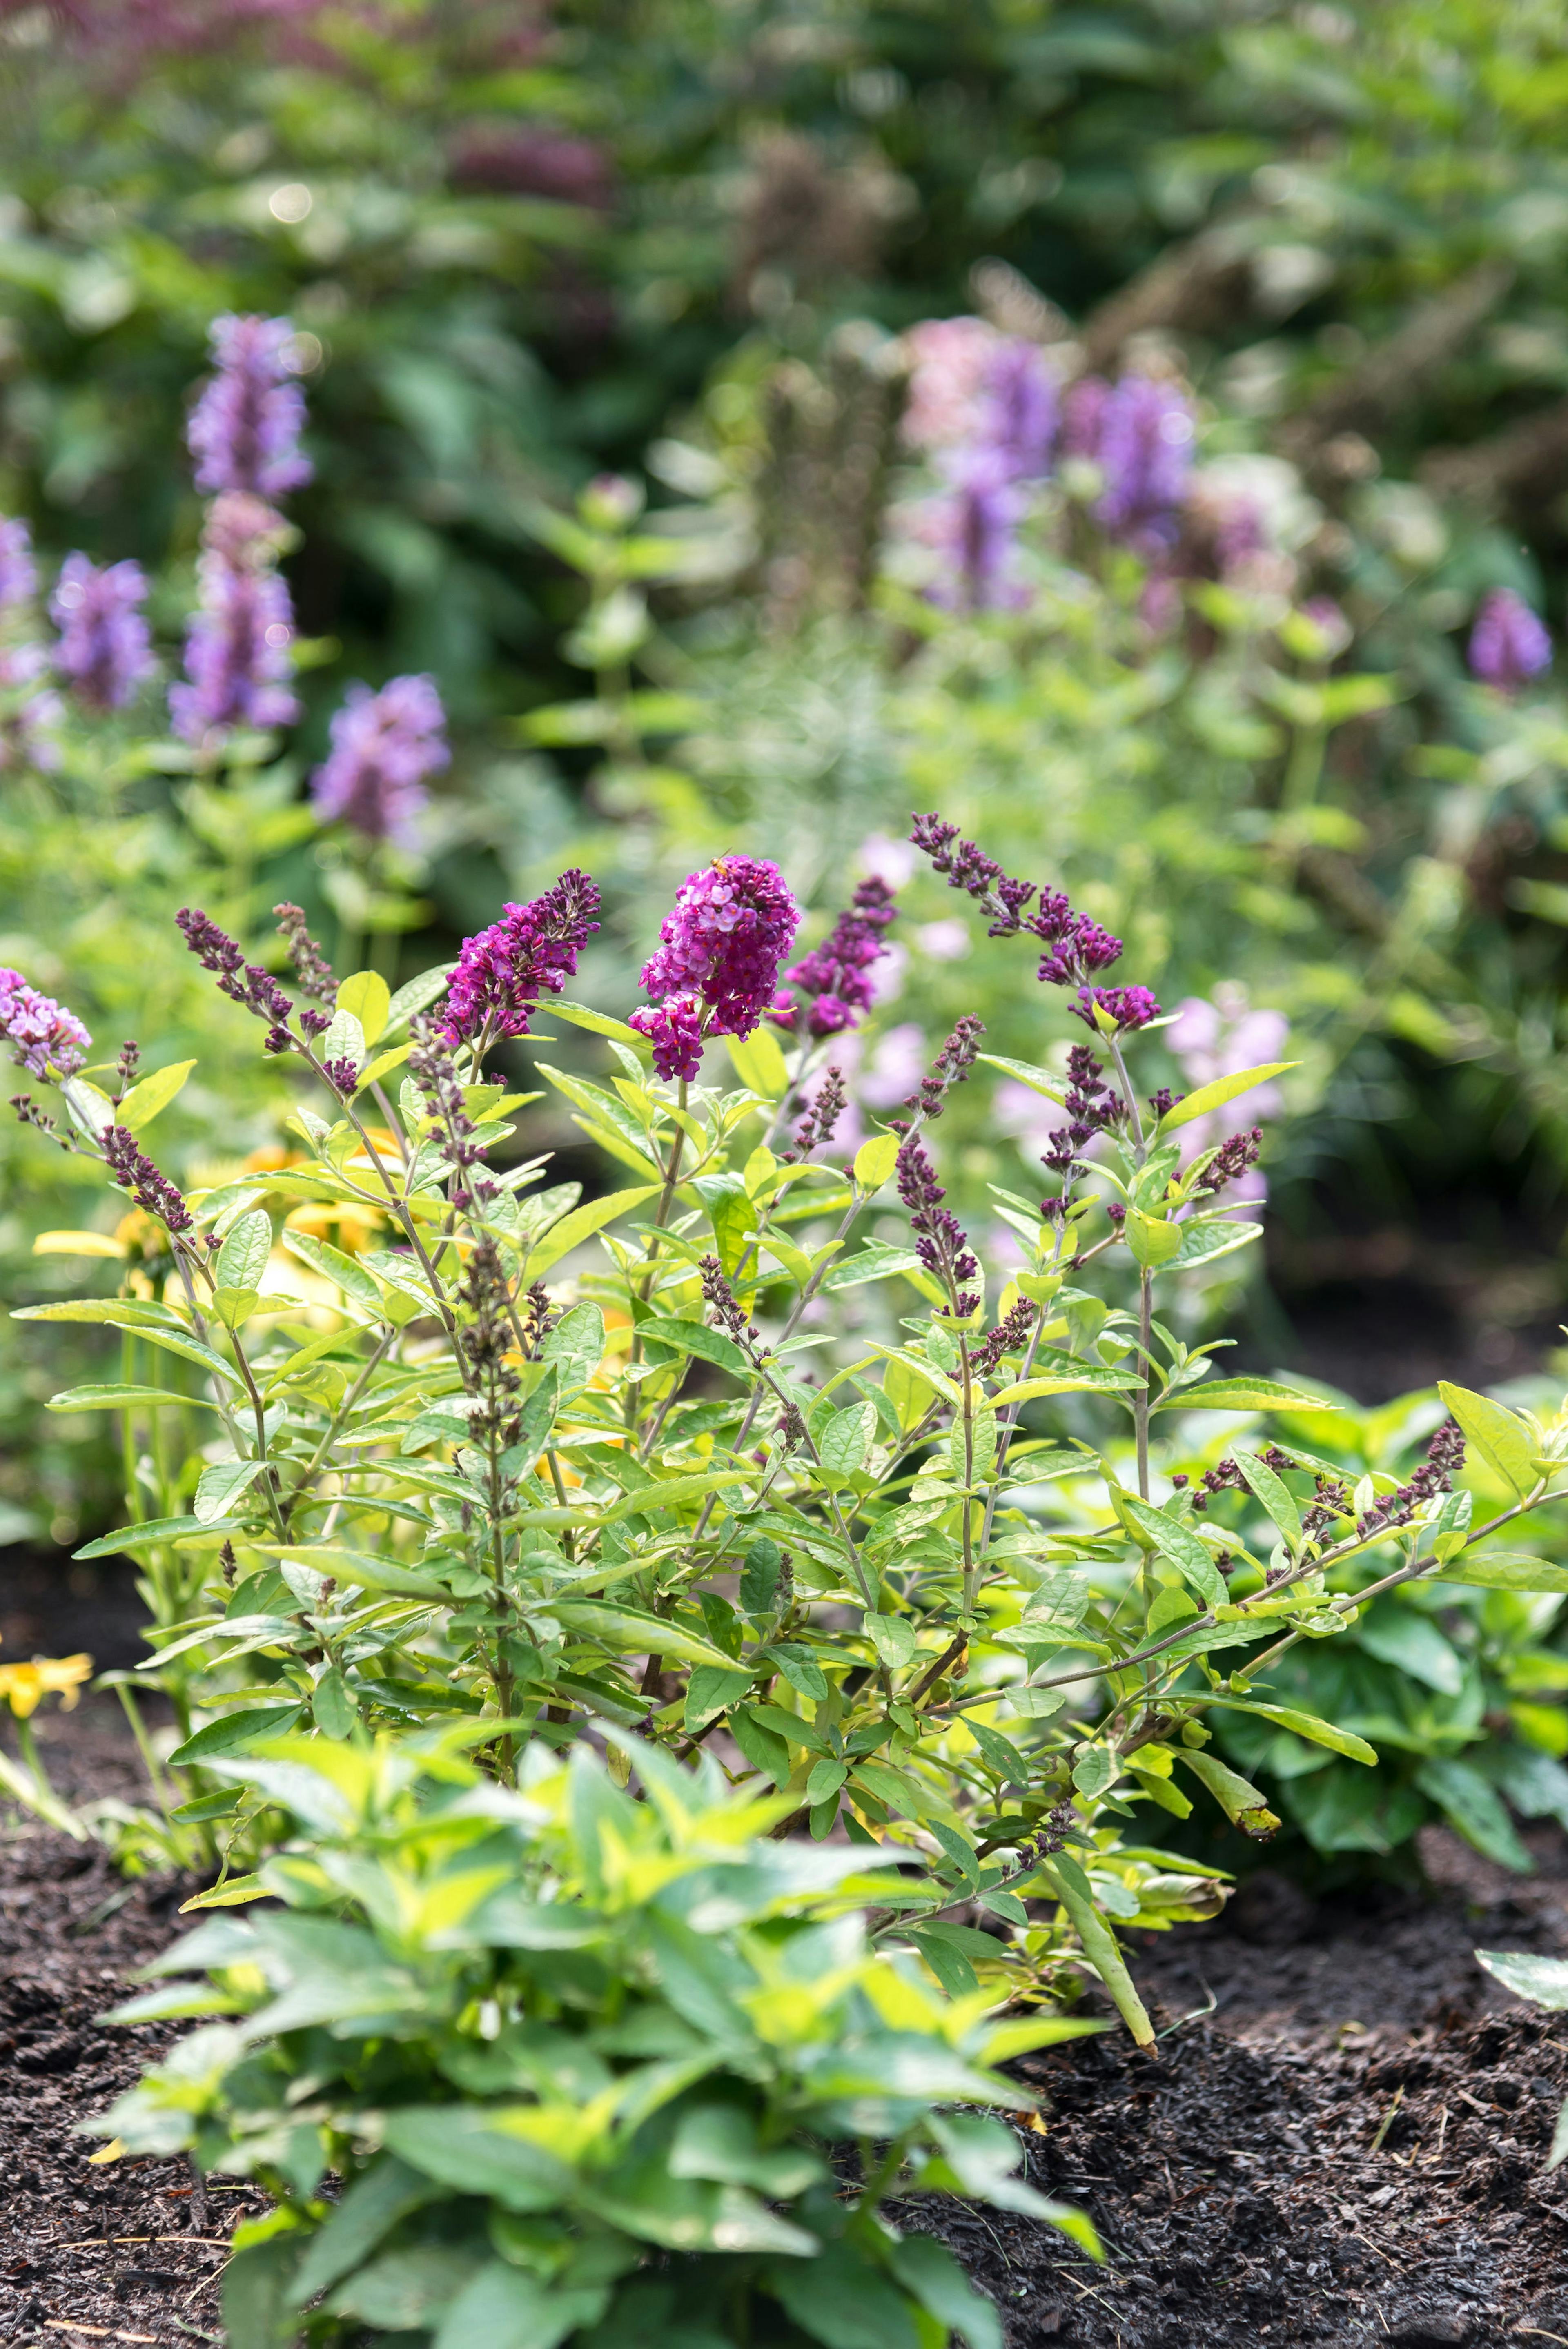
xmin=5 ymin=1706 xmax=1568 ymax=2349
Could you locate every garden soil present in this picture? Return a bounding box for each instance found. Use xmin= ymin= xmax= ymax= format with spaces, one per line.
xmin=8 ymin=1710 xmax=1568 ymax=2344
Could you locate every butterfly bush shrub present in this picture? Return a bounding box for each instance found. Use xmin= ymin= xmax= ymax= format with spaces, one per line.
xmin=14 ymin=806 xmax=1568 ymax=2030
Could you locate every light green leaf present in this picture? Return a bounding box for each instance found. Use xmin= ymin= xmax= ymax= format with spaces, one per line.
xmin=48 ymin=1383 xmax=224 ymax=1413
xmin=1432 ymin=1552 xmax=1568 ymax=1592
xmin=320 ymin=1006 xmax=366 ymax=1074
xmin=724 ymin=1025 xmax=790 ymax=1097
xmin=1175 ymin=1748 xmax=1281 ymax=1839
xmin=116 ymin=1058 xmax=197 ymax=1134
xmin=336 ymin=970 xmax=392 ymax=1046
xmin=1040 ymin=1854 xmax=1154 ymax=2048
xmin=818 ymin=1399 xmax=876 ymax=1481
xmin=639 ymin=1316 xmax=749 ymax=1378
xmin=1160 ymin=1377 xmax=1332 ymax=1413
xmin=988 ymin=1367 xmax=1143 ymax=1404
xmin=1208 ymin=1698 xmax=1375 ymax=1764
xmin=853 ymin=1131 xmax=901 ymax=1190
xmin=383 ymin=964 xmax=455 ymax=1035
xmin=1232 ymin=1447 xmax=1303 ymax=1549
xmin=1157 ymin=1061 xmax=1298 ymax=1137
xmin=1123 ymin=1207 xmax=1183 ymax=1268
xmin=194 ymin=1459 xmax=266 ymax=1523
xmin=523 ymin=1185 xmax=662 ymax=1280
xmin=1437 ymin=1381 xmax=1539 ymax=1499
xmin=216 ymin=1208 xmax=273 ymax=1294
xmin=1475 ymin=1949 xmax=1568 ymax=2010
xmin=548 ymin=1601 xmax=737 ymax=1670
xmin=1122 ymin=1496 xmax=1228 ymax=1608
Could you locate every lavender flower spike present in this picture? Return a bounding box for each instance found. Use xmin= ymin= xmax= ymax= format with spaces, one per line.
xmin=637 ymin=855 xmax=800 ymax=1042
xmin=169 ymin=554 xmax=298 ymax=742
xmin=980 ymin=339 xmax=1058 ymax=482
xmin=0 ymin=968 xmax=89 ymax=1079
xmin=310 ymin=675 xmax=449 ymax=848
xmin=443 ymin=870 xmax=602 ymax=1049
xmin=187 ymin=314 xmax=312 ymax=500
xmin=0 ymin=518 xmax=37 ymax=612
xmin=49 ymin=554 xmax=155 ymax=712
xmin=1468 ymin=589 xmax=1551 ymax=694
xmin=1094 ymin=374 xmax=1196 ymax=551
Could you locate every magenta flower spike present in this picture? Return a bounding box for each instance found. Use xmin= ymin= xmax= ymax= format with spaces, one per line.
xmin=775 ymin=876 xmax=899 ymax=1037
xmin=310 ymin=675 xmax=449 ymax=848
xmin=634 ymin=856 xmax=800 ymax=1068
xmin=0 ymin=968 xmax=90 ymax=1079
xmin=49 ymin=554 xmax=155 ymax=712
xmin=443 ymin=871 xmax=602 ymax=1049
xmin=187 ymin=314 xmax=312 ymax=500
xmin=1468 ymin=588 xmax=1551 ymax=693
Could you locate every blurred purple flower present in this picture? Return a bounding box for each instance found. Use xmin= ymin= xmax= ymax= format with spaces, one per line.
xmin=310 ymin=675 xmax=448 ymax=848
xmin=931 ymin=451 xmax=1027 ymax=612
xmin=1468 ymin=589 xmax=1551 ymax=693
xmin=443 ymin=870 xmax=602 ymax=1049
xmin=1061 ymin=374 xmax=1111 ymax=459
xmin=1094 ymin=375 xmax=1195 ymax=550
xmin=49 ymin=554 xmax=155 ymax=712
xmin=1165 ymin=987 xmax=1289 ymax=1209
xmin=202 ymin=492 xmax=290 ymax=569
xmin=0 ymin=518 xmax=36 ymax=612
xmin=169 ymin=555 xmax=298 ymax=741
xmin=0 ymin=643 xmax=62 ymax=774
xmin=637 ymin=855 xmax=800 ymax=1042
xmin=0 ymin=968 xmax=89 ymax=1079
xmin=1298 ymin=597 xmax=1353 ymax=659
xmin=980 ymin=339 xmax=1057 ymax=481
xmin=187 ymin=314 xmax=312 ymax=501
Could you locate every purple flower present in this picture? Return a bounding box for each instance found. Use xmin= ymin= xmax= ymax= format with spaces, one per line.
xmin=310 ymin=675 xmax=449 ymax=848
xmin=0 ymin=518 xmax=37 ymax=612
xmin=0 ymin=643 xmax=62 ymax=774
xmin=775 ymin=876 xmax=899 ymax=1037
xmin=1094 ymin=375 xmax=1196 ymax=550
xmin=637 ymin=856 xmax=801 ymax=1042
xmin=628 ymin=992 xmax=705 ymax=1082
xmin=169 ymin=554 xmax=298 ymax=742
xmin=896 ymin=1131 xmax=979 ymax=1314
xmin=1073 ymin=984 xmax=1161 ymax=1033
xmin=201 ymin=492 xmax=290 ymax=569
xmin=0 ymin=969 xmax=89 ymax=1079
xmin=187 ymin=314 xmax=312 ymax=500
xmin=49 ymin=554 xmax=155 ymax=712
xmin=102 ymin=1123 xmax=191 ymax=1234
xmin=1032 ymin=891 xmax=1125 ymax=988
xmin=931 ymin=451 xmax=1028 ymax=612
xmin=1468 ymin=589 xmax=1551 ymax=693
xmin=1061 ymin=374 xmax=1111 ymax=458
xmin=980 ymin=340 xmax=1057 ymax=481
xmin=175 ymin=907 xmax=295 ymax=1050
xmin=443 ymin=870 xmax=602 ymax=1048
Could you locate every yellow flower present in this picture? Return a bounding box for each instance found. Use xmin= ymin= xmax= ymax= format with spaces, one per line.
xmin=0 ymin=1654 xmax=93 ymax=1718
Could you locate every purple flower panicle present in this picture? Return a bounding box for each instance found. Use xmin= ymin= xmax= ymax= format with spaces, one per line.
xmin=775 ymin=876 xmax=899 ymax=1037
xmin=1073 ymin=983 xmax=1160 ymax=1033
xmin=0 ymin=969 xmax=89 ymax=1079
xmin=443 ymin=870 xmax=602 ymax=1049
xmin=0 ymin=519 xmax=37 ymax=612
xmin=628 ymin=992 xmax=705 ymax=1082
xmin=1092 ymin=375 xmax=1195 ymax=550
xmin=637 ymin=856 xmax=800 ymax=1045
xmin=187 ymin=314 xmax=312 ymax=500
xmin=981 ymin=340 xmax=1058 ymax=481
xmin=50 ymin=555 xmax=155 ymax=712
xmin=169 ymin=554 xmax=298 ymax=741
xmin=310 ymin=675 xmax=448 ymax=848
xmin=1061 ymin=375 xmax=1111 ymax=459
xmin=103 ymin=1123 xmax=192 ymax=1234
xmin=1468 ymin=589 xmax=1551 ymax=693
xmin=176 ymin=907 xmax=294 ymax=1051
xmin=896 ymin=1132 xmax=980 ymax=1314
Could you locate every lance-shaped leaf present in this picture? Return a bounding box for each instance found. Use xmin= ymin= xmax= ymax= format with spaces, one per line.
xmin=1121 ymin=1496 xmax=1228 ymax=1608
xmin=547 ymin=1601 xmax=737 ymax=1671
xmin=116 ymin=1058 xmax=196 ymax=1135
xmin=1431 ymin=1552 xmax=1568 ymax=1592
xmin=1156 ymin=1061 xmax=1298 ymax=1137
xmin=1231 ymin=1447 xmax=1303 ymax=1550
xmin=1205 ymin=1698 xmax=1375 ymax=1764
xmin=49 ymin=1383 xmax=225 ymax=1414
xmin=522 ymin=1184 xmax=662 ymax=1280
xmin=216 ymin=1209 xmax=273 ymax=1294
xmin=1156 ymin=1376 xmax=1330 ymax=1413
xmin=1437 ymin=1381 xmax=1540 ymax=1500
xmin=1038 ymin=1854 xmax=1154 ymax=2048
xmin=336 ymin=970 xmax=391 ymax=1047
xmin=106 ymin=1320 xmax=245 ymax=1388
xmin=1175 ymin=1748 xmax=1280 ymax=1839
xmin=639 ymin=1317 xmax=750 ymax=1378
xmin=988 ymin=1367 xmax=1142 ymax=1405
xmin=194 ymin=1459 xmax=267 ymax=1524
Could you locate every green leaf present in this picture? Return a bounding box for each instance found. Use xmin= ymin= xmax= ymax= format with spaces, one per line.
xmin=684 ymin=1663 xmax=753 ymax=1729
xmin=432 ymin=2260 xmax=607 ymax=2349
xmin=889 ymin=2233 xmax=1002 ymax=2349
xmin=1417 ymin=1757 xmax=1532 ymax=1873
xmin=731 ymin=1703 xmax=792 ymax=1785
xmin=194 ymin=1458 xmax=266 ymax=1523
xmin=74 ymin=1514 xmax=219 ymax=1557
xmin=336 ymin=970 xmax=392 ymax=1046
xmin=1122 ymin=1496 xmax=1228 ymax=1608
xmin=1208 ymin=1699 xmax=1375 ymax=1764
xmin=1355 ymin=1607 xmax=1463 ymax=1695
xmin=380 ymin=2106 xmax=574 ymax=2213
xmin=1157 ymin=1061 xmax=1298 ymax=1137
xmin=817 ymin=1399 xmax=876 ymax=1481
xmin=1040 ymin=1855 xmax=1154 ymax=2048
xmin=540 ymin=1302 xmax=605 ymax=1393
xmin=1232 ymin=1447 xmax=1303 ymax=1549
xmin=223 ymin=2233 xmax=305 ymax=2349
xmin=768 ymin=2238 xmax=923 ymax=2349
xmin=1432 ymin=1552 xmax=1568 ymax=1592
xmin=724 ymin=1025 xmax=790 ymax=1097
xmin=178 ymin=1874 xmax=271 ymax=1911
xmin=523 ymin=1184 xmax=662 ymax=1279
xmin=822 ymin=1242 xmax=924 ymax=1291
xmin=116 ymin=1058 xmax=196 ymax=1134
xmin=639 ymin=1316 xmax=750 ymax=1378
xmin=288 ymin=2158 xmax=438 ymax=2307
xmin=313 ymin=1666 xmax=355 ymax=1739
xmin=548 ymin=1601 xmax=737 ymax=1671
xmin=1437 ymin=1380 xmax=1540 ymax=1499
xmin=48 ymin=1384 xmax=224 ymax=1414
xmin=806 ymin=1757 xmax=849 ymax=1804
xmin=541 ymin=998 xmax=646 ymax=1048
xmin=1474 ymin=1949 xmax=1568 ymax=2010
xmin=853 ymin=1131 xmax=901 ymax=1190
xmin=383 ymin=964 xmax=455 ymax=1035
xmin=104 ymin=1321 xmax=245 ymax=1387
xmin=988 ymin=1367 xmax=1143 ymax=1404
xmin=1160 ymin=1377 xmax=1332 ymax=1413
xmin=217 ymin=1209 xmax=274 ymax=1294
xmin=281 ymin=1227 xmax=381 ymax=1308
xmin=976 ymin=1054 xmax=1066 ymax=1104
xmin=1175 ymin=1749 xmax=1280 ymax=1839
xmin=168 ymin=1705 xmax=303 ymax=1768
xmin=1123 ymin=1206 xmax=1183 ymax=1269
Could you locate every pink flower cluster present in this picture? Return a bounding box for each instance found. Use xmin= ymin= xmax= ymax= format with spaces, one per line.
xmin=630 ymin=856 xmax=800 ymax=1080
xmin=443 ymin=871 xmax=602 ymax=1050
xmin=0 ymin=969 xmax=89 ymax=1079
